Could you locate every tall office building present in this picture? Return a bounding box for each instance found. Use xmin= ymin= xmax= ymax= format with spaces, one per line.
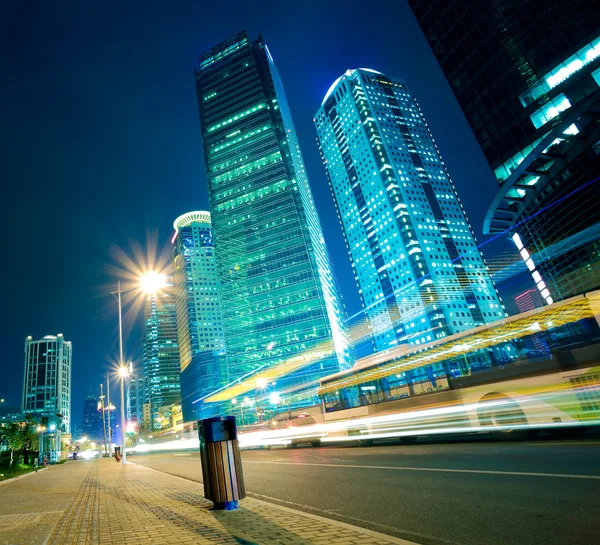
xmin=22 ymin=334 xmax=72 ymax=433
xmin=194 ymin=31 xmax=351 ymax=400
xmin=409 ymin=0 xmax=600 ymax=303
xmin=126 ymin=366 xmax=145 ymax=427
xmin=81 ymin=394 xmax=103 ymax=440
xmin=172 ymin=211 xmax=225 ymax=421
xmin=515 ymin=288 xmax=544 ymax=314
xmin=142 ymin=280 xmax=181 ymax=429
xmin=315 ymin=69 xmax=505 ymax=351
xmin=172 ymin=211 xmax=225 ymax=367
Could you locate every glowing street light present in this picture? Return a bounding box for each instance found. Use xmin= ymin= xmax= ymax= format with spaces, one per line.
xmin=111 ymin=270 xmax=164 ymax=465
xmin=139 ymin=271 xmax=167 ymax=294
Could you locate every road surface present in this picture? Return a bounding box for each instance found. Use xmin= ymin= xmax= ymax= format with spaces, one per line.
xmin=131 ymin=437 xmax=600 ymax=545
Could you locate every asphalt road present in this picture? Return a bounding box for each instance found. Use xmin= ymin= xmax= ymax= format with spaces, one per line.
xmin=131 ymin=437 xmax=600 ymax=545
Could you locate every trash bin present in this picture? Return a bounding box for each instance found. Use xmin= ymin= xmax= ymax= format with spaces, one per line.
xmin=198 ymin=416 xmax=245 ymax=510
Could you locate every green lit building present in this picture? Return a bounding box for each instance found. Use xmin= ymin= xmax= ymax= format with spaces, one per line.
xmin=142 ymin=279 xmax=181 ymax=428
xmin=194 ymin=32 xmax=351 ymax=405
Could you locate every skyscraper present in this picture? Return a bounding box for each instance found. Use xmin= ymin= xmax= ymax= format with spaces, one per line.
xmin=126 ymin=366 xmax=145 ymax=428
xmin=515 ymin=289 xmax=544 ymax=314
xmin=172 ymin=211 xmax=225 ymax=369
xmin=142 ymin=280 xmax=181 ymax=429
xmin=22 ymin=334 xmax=72 ymax=433
xmin=315 ymin=69 xmax=505 ymax=351
xmin=194 ymin=31 xmax=351 ymax=402
xmin=81 ymin=394 xmax=103 ymax=440
xmin=172 ymin=211 xmax=226 ymax=421
xmin=408 ymin=0 xmax=600 ymax=303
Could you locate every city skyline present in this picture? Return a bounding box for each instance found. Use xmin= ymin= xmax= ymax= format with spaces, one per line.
xmin=3 ymin=2 xmax=527 ymax=427
xmin=1 ymin=4 xmax=598 ymax=544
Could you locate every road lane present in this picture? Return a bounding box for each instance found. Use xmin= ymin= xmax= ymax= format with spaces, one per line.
xmin=132 ymin=438 xmax=600 ymax=545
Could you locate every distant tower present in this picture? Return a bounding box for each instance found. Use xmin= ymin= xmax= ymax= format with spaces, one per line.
xmin=194 ymin=31 xmax=351 ymax=402
xmin=127 ymin=365 xmax=145 ymax=428
xmin=315 ymin=69 xmax=505 ymax=351
xmin=142 ymin=278 xmax=181 ymax=429
xmin=515 ymin=289 xmax=544 ymax=314
xmin=81 ymin=394 xmax=102 ymax=439
xmin=23 ymin=334 xmax=72 ymax=433
xmin=514 ymin=289 xmax=548 ymax=352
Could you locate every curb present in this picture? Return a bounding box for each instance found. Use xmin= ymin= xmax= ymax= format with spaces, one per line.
xmin=129 ymin=461 xmax=419 ymax=545
xmin=0 ymin=460 xmax=68 ymax=486
xmin=0 ymin=467 xmax=46 ymax=486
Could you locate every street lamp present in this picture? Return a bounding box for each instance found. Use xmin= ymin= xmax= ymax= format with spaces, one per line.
xmin=112 ymin=272 xmax=165 ymax=465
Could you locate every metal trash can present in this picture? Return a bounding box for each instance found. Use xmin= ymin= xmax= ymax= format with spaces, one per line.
xmin=198 ymin=416 xmax=245 ymax=510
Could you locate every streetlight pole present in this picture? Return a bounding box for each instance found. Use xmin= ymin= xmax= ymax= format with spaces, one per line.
xmin=119 ymin=368 xmax=127 ymax=464
xmin=106 ymin=372 xmax=112 ymax=454
xmin=99 ymin=384 xmax=108 ymax=457
xmin=115 ymin=280 xmax=127 ymax=465
xmin=111 ymin=274 xmax=164 ymax=464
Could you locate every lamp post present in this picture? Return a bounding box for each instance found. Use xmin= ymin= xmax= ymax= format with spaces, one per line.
xmin=112 ymin=273 xmax=165 ymax=465
xmin=118 ymin=366 xmax=129 ymax=464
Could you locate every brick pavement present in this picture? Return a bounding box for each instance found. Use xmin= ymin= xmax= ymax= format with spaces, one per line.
xmin=0 ymin=458 xmax=416 ymax=545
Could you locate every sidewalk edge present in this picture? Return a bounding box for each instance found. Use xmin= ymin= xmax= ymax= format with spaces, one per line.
xmin=129 ymin=461 xmax=419 ymax=545
xmin=0 ymin=467 xmax=46 ymax=486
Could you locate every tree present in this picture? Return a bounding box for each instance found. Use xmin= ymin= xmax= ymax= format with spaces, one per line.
xmin=3 ymin=421 xmax=34 ymax=467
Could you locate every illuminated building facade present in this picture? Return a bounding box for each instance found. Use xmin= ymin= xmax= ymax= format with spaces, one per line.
xmin=142 ymin=279 xmax=181 ymax=428
xmin=315 ymin=69 xmax=504 ymax=351
xmin=172 ymin=211 xmax=225 ymax=371
xmin=194 ymin=31 xmax=351 ymax=401
xmin=408 ymin=0 xmax=600 ymax=303
xmin=22 ymin=334 xmax=72 ymax=433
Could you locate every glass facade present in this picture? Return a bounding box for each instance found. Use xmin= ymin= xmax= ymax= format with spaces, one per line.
xmin=172 ymin=211 xmax=225 ymax=371
xmin=315 ymin=69 xmax=505 ymax=351
xmin=195 ymin=32 xmax=351 ymax=404
xmin=22 ymin=334 xmax=72 ymax=433
xmin=409 ymin=0 xmax=600 ymax=302
xmin=142 ymin=279 xmax=181 ymax=429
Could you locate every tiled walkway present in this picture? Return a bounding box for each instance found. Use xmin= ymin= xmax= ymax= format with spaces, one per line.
xmin=0 ymin=458 xmax=415 ymax=545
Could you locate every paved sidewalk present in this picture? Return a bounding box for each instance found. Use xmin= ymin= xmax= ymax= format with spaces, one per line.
xmin=0 ymin=458 xmax=415 ymax=545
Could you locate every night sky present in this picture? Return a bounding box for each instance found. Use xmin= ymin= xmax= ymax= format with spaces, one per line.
xmin=1 ymin=0 xmax=526 ymax=428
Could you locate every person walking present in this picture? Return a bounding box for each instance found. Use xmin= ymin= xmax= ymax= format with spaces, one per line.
xmin=22 ymin=442 xmax=30 ymax=465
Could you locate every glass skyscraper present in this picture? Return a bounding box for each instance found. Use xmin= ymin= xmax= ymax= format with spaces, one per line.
xmin=408 ymin=0 xmax=600 ymax=303
xmin=172 ymin=211 xmax=224 ymax=370
xmin=23 ymin=334 xmax=72 ymax=433
xmin=172 ymin=211 xmax=226 ymax=421
xmin=315 ymin=69 xmax=505 ymax=351
xmin=194 ymin=32 xmax=351 ymax=402
xmin=142 ymin=280 xmax=181 ymax=429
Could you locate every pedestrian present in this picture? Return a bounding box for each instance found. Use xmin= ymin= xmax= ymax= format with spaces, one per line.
xmin=22 ymin=442 xmax=30 ymax=465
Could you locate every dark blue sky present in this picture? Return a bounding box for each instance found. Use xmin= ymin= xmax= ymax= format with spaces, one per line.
xmin=1 ymin=0 xmax=526 ymax=427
